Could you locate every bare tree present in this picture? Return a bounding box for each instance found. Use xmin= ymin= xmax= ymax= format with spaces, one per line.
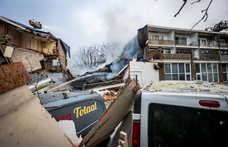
xmin=102 ymin=42 xmax=120 ymax=61
xmin=73 ymin=44 xmax=106 ymax=68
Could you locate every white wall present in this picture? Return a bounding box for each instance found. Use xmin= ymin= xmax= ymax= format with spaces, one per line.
xmin=129 ymin=61 xmax=159 ymax=87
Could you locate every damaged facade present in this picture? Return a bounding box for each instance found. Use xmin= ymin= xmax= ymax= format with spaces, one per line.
xmin=0 ymin=16 xmax=70 ymax=80
xmin=137 ymin=24 xmax=228 ymax=83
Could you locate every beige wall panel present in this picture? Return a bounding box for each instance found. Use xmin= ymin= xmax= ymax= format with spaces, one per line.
xmin=11 ymin=48 xmax=43 ymax=72
xmin=31 ymin=37 xmax=35 ymax=50
xmin=0 ymin=84 xmax=72 ymax=147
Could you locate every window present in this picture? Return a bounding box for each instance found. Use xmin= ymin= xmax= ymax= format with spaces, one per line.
xmin=165 ymin=63 xmax=191 ymax=81
xmin=222 ymin=64 xmax=228 ymax=82
xmin=52 ymin=59 xmax=57 ymax=66
xmin=148 ymin=103 xmax=228 ymax=147
xmin=176 ymin=37 xmax=187 ymax=45
xmin=200 ymin=38 xmax=207 ymax=46
xmin=196 ymin=63 xmax=219 ymax=82
xmin=163 ymin=49 xmax=171 ymax=54
xmin=220 ymin=39 xmax=225 ymax=47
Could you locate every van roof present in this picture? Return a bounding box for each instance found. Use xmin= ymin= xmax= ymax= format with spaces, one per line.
xmin=142 ymin=81 xmax=228 ymax=95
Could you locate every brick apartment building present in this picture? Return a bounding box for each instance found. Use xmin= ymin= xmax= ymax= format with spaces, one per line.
xmin=138 ymin=24 xmax=228 ymax=83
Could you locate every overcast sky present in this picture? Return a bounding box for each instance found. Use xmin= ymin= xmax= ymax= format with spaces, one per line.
xmin=0 ymin=0 xmax=227 ymax=74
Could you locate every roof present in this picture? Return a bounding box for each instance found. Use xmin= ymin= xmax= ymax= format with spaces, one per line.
xmin=0 ymin=15 xmax=71 ymax=58
xmin=142 ymin=81 xmax=228 ymax=95
xmin=144 ymin=24 xmax=228 ymax=35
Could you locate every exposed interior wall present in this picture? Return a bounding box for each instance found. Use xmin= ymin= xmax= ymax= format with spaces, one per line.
xmin=0 ymin=20 xmax=5 ymax=38
xmin=8 ymin=26 xmax=22 ymax=46
xmin=129 ymin=61 xmax=159 ymax=87
xmin=11 ymin=48 xmax=44 ymax=72
xmin=22 ymin=32 xmax=31 ymax=49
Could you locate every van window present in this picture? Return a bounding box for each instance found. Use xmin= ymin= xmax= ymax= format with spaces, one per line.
xmin=148 ymin=104 xmax=228 ymax=147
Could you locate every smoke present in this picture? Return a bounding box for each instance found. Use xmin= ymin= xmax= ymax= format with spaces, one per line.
xmin=106 ymin=35 xmax=140 ymax=79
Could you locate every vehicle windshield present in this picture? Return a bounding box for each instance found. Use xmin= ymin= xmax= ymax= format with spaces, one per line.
xmin=148 ymin=103 xmax=228 ymax=147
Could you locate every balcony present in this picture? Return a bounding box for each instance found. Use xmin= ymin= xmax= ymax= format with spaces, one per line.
xmin=200 ymin=41 xmax=218 ymax=48
xmin=220 ymin=43 xmax=228 ymax=48
xmin=175 ymin=40 xmax=187 ymax=46
xmin=148 ymin=39 xmax=174 ymax=46
xmin=199 ymin=54 xmax=218 ymax=60
xmin=161 ymin=54 xmax=191 ymax=60
xmin=148 ymin=48 xmax=191 ymax=60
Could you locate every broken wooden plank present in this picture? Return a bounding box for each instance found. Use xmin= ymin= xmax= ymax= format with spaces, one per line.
xmin=103 ymin=95 xmax=117 ymax=101
xmin=78 ymin=79 xmax=137 ymax=147
xmin=0 ymin=84 xmax=72 ymax=147
xmin=0 ymin=62 xmax=31 ymax=94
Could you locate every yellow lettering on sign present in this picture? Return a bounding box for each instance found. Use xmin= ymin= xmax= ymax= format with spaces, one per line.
xmin=73 ymin=107 xmax=81 ymax=118
xmin=87 ymin=106 xmax=91 ymax=113
xmin=73 ymin=102 xmax=97 ymax=118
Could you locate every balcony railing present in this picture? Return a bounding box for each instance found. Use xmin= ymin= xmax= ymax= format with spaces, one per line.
xmin=221 ymin=55 xmax=228 ymax=61
xmin=200 ymin=41 xmax=218 ymax=47
xmin=161 ymin=54 xmax=191 ymax=60
xmin=148 ymin=39 xmax=174 ymax=45
xmin=199 ymin=54 xmax=218 ymax=60
xmin=220 ymin=43 xmax=228 ymax=48
xmin=175 ymin=40 xmax=187 ymax=46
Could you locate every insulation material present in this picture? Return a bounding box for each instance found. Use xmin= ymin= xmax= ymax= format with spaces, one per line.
xmin=0 ymin=84 xmax=72 ymax=147
xmin=3 ymin=46 xmax=14 ymax=57
xmin=79 ymin=80 xmax=137 ymax=147
xmin=11 ymin=48 xmax=44 ymax=72
xmin=0 ymin=62 xmax=31 ymax=94
xmin=8 ymin=26 xmax=22 ymax=46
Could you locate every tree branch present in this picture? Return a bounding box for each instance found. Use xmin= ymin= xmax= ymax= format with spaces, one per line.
xmin=190 ymin=0 xmax=213 ymax=31
xmin=174 ymin=0 xmax=187 ymax=17
xmin=191 ymin=0 xmax=201 ymax=5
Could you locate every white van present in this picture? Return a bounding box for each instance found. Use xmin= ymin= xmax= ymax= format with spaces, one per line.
xmin=132 ymin=81 xmax=228 ymax=147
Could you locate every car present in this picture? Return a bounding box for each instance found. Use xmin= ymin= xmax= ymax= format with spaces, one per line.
xmin=132 ymin=81 xmax=228 ymax=147
xmin=40 ymin=90 xmax=106 ymax=138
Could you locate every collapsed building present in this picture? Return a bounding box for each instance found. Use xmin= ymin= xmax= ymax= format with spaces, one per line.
xmin=0 ymin=16 xmax=71 ymax=83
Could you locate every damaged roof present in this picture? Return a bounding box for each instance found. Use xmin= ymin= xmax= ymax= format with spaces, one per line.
xmin=0 ymin=15 xmax=71 ymax=58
